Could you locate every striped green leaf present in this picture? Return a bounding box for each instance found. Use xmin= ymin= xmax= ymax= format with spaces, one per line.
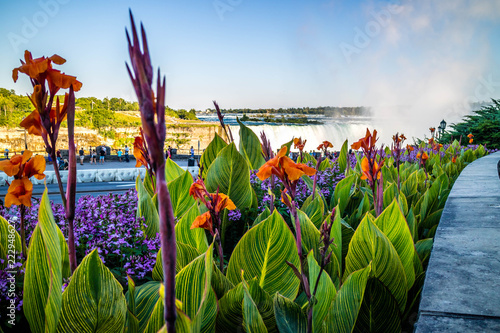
xmin=373 ymin=200 xmax=415 ymax=290
xmin=331 ymin=174 xmax=357 ymax=213
xmin=344 ymin=215 xmax=407 ymax=312
xmin=415 ymin=238 xmax=433 ymax=265
xmin=237 ymin=118 xmax=266 ymax=170
xmin=295 ymin=210 xmax=340 ymax=287
xmin=242 ymin=274 xmax=269 ymax=333
xmin=280 ymin=139 xmax=294 ymax=155
xmin=301 ymin=194 xmax=326 ymax=229
xmin=176 ymin=249 xmax=218 ymax=333
xmin=167 ymin=170 xmax=195 ymax=219
xmin=23 ymin=189 xmax=63 ymax=333
xmin=174 ymin=203 xmax=208 ymax=253
xmin=327 ymin=264 xmax=371 ymax=333
xmin=57 ymin=249 xmax=127 ymax=332
xmin=152 ymin=242 xmax=202 ymax=280
xmin=126 ymin=275 xmax=139 ymax=333
xmin=206 ymin=143 xmax=255 ymax=210
xmin=136 ymin=175 xmax=160 ymax=239
xmin=297 ymin=152 xmax=317 ymax=165
xmin=200 ymin=133 xmax=227 ymax=179
xmin=307 ymin=251 xmax=337 ymax=333
xmin=215 ymin=278 xmax=276 ymax=332
xmin=227 ymin=210 xmax=301 ymax=299
xmin=143 ymin=285 xmax=192 ymax=333
xmin=130 ymin=281 xmax=161 ymax=332
xmin=353 ymin=277 xmax=401 ymax=333
xmin=191 ymin=242 xmax=215 ymax=332
xmin=143 ymin=170 xmax=156 ymax=198
xmin=165 ymin=157 xmax=186 ymax=183
xmin=0 ymin=215 xmax=22 ymax=270
xmin=319 ymin=158 xmax=333 ymax=171
xmin=338 ymin=140 xmax=348 ymax=173
xmin=273 ymin=293 xmax=307 ymax=333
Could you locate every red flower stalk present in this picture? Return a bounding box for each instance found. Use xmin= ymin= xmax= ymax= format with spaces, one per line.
xmin=351 ymin=128 xmax=385 ymax=216
xmin=391 ymin=133 xmax=406 ymax=190
xmin=213 ymin=100 xmax=233 ymax=143
xmin=260 ymin=131 xmax=275 ymax=212
xmin=293 ymin=137 xmax=307 ymax=161
xmin=317 ymin=140 xmax=333 ymax=158
xmin=126 ymin=12 xmax=177 ymax=332
xmin=64 ymin=86 xmax=77 ymax=272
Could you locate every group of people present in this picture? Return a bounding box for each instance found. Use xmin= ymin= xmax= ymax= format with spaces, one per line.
xmin=83 ymin=145 xmax=130 ymax=165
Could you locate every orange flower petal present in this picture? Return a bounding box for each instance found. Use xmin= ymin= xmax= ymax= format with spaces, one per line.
xmin=49 ymin=54 xmax=66 ymax=65
xmin=190 ymin=212 xmax=212 ymax=231
xmin=24 ymin=155 xmax=46 ymax=179
xmin=215 ymin=193 xmax=236 ymax=211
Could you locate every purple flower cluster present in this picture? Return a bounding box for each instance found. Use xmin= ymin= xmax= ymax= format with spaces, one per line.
xmin=0 ymin=189 xmax=161 ymax=286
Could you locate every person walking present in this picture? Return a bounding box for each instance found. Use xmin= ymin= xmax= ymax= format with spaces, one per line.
xmin=4 ymin=148 xmax=9 ymax=159
xmin=89 ymin=146 xmax=93 ymax=164
xmin=79 ymin=147 xmax=85 ymax=165
xmin=124 ymin=145 xmax=130 ymax=162
xmin=100 ymin=146 xmax=106 ymax=164
xmin=92 ymin=149 xmax=97 ymax=164
xmin=117 ymin=149 xmax=123 ymax=162
xmin=190 ymin=146 xmax=194 ymax=158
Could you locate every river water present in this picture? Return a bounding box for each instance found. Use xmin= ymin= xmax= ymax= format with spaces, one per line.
xmin=197 ymin=113 xmax=375 ymax=152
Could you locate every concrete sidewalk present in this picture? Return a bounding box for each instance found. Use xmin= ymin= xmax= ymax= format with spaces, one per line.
xmin=415 ymin=151 xmax=500 ymax=332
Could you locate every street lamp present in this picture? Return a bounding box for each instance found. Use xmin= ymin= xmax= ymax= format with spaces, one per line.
xmin=440 ymin=119 xmax=446 ymax=132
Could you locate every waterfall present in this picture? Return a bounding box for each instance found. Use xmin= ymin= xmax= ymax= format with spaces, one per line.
xmin=229 ymin=121 xmax=373 ymax=152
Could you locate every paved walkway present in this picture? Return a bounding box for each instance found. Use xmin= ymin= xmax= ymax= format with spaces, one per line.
xmin=415 ymin=151 xmax=500 ymax=332
xmin=73 ymin=158 xmax=190 ymax=170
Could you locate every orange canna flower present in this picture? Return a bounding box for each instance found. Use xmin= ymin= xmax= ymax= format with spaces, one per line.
xmin=317 ymin=140 xmax=333 ymax=150
xmin=452 ymin=156 xmax=457 ymax=163
xmin=469 ymin=138 xmax=473 ymax=144
xmin=293 ymin=137 xmax=307 ymax=151
xmin=256 ymin=146 xmax=316 ymax=182
xmin=351 ymin=128 xmax=378 ymax=151
xmin=0 ymin=151 xmax=33 ymax=177
xmin=400 ymin=134 xmax=407 ymax=141
xmin=360 ymin=156 xmax=382 ymax=183
xmin=429 ymin=127 xmax=435 ymax=133
xmin=212 ymin=193 xmax=236 ymax=212
xmin=5 ymin=178 xmax=33 ymax=207
xmin=133 ymin=130 xmax=149 ymax=168
xmin=46 ymin=68 xmax=82 ymax=96
xmin=20 ymin=110 xmax=43 ymax=136
xmin=467 ymin=133 xmax=474 ymax=138
xmin=24 ymin=155 xmax=46 ymax=180
xmin=190 ymin=211 xmax=213 ymax=232
xmin=417 ymin=152 xmax=429 ymax=161
xmin=12 ymin=51 xmax=81 ymax=95
xmin=406 ymin=145 xmax=414 ymax=152
xmin=428 ymin=138 xmax=434 ymax=145
xmin=189 ymin=179 xmax=208 ymax=202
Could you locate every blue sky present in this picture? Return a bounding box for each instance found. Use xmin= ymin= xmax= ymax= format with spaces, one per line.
xmin=1 ymin=0 xmax=499 ymax=128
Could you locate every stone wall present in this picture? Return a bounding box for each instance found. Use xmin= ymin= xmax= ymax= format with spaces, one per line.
xmin=0 ymin=123 xmax=223 ymax=154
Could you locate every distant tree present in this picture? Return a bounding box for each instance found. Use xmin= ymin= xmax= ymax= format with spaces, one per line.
xmin=441 ymin=99 xmax=500 ymax=149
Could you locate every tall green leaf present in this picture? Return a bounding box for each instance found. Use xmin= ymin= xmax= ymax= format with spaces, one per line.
xmin=206 ymin=143 xmax=255 ymax=209
xmin=227 ymin=210 xmax=301 ymax=299
xmin=273 ymin=294 xmax=307 ymax=333
xmin=327 ymin=265 xmax=371 ymax=333
xmin=152 ymin=242 xmax=201 ymax=280
xmin=24 ymin=189 xmax=63 ymax=333
xmin=307 ymin=251 xmax=337 ymax=333
xmin=126 ymin=275 xmax=139 ymax=333
xmin=242 ymin=274 xmax=269 ymax=333
xmin=176 ymin=249 xmax=218 ymax=333
xmin=331 ymin=174 xmax=357 ymax=213
xmin=344 ymin=215 xmax=407 ymax=312
xmin=136 ymin=175 xmax=159 ymax=239
xmin=338 ymin=139 xmax=348 ymax=173
xmin=167 ymin=170 xmax=195 ymax=219
xmin=216 ymin=278 xmax=276 ymax=332
xmin=199 ymin=133 xmax=227 ymax=178
xmin=174 ymin=203 xmax=208 ymax=253
xmin=0 ymin=215 xmax=22 ymax=270
xmin=301 ymin=194 xmax=326 ymax=229
xmin=165 ymin=157 xmax=186 ymax=183
xmin=57 ymin=249 xmax=127 ymax=332
xmin=373 ymin=200 xmax=416 ymax=289
xmin=237 ymin=118 xmax=265 ymax=170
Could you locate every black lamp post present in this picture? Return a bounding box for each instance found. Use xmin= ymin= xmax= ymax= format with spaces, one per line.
xmin=438 ymin=119 xmax=446 ymax=139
